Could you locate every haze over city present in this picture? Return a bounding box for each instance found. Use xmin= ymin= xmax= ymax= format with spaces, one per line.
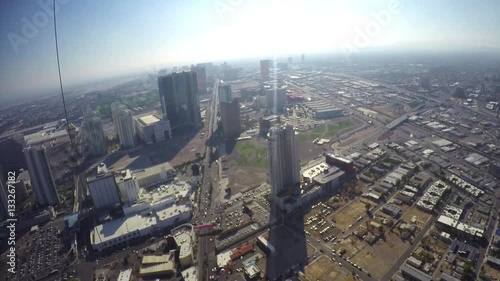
xmin=1 ymin=0 xmax=500 ymax=102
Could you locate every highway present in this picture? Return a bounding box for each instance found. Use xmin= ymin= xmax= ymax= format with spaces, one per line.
xmin=196 ymin=79 xmax=222 ymax=281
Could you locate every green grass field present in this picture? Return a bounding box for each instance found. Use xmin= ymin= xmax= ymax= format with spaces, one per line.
xmin=235 ymin=141 xmax=268 ymax=168
xmin=298 ymin=134 xmax=309 ymax=143
xmin=313 ymin=125 xmax=326 ymax=133
xmin=325 ymin=120 xmax=353 ymax=137
xmin=298 ymin=120 xmax=354 ymax=143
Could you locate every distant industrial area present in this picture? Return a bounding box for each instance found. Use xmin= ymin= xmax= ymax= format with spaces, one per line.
xmin=1 ymin=50 xmax=500 ymax=281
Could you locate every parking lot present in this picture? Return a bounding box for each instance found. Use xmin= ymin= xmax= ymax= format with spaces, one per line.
xmin=215 ymin=199 xmax=270 ymax=250
xmin=14 ymin=220 xmax=70 ymax=281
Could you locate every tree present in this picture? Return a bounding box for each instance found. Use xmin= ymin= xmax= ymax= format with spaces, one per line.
xmin=462 ymin=261 xmax=475 ymax=281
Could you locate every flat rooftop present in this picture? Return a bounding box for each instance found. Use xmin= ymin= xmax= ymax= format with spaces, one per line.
xmin=302 ymin=163 xmax=330 ymax=179
xmin=314 ymin=169 xmax=344 ymax=185
xmin=138 ymin=114 xmax=161 ymax=126
xmin=91 ymin=214 xmax=157 ymax=246
xmin=174 ymin=232 xmax=192 ymax=259
xmin=137 ymin=180 xmax=191 ymax=202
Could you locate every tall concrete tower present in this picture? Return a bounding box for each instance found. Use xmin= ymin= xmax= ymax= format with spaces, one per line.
xmin=158 ymin=71 xmax=201 ymax=130
xmin=268 ymin=125 xmax=300 ymax=203
xmin=112 ymin=103 xmax=135 ymax=149
xmin=82 ymin=111 xmax=107 ymax=157
xmin=260 ymin=59 xmax=271 ymax=79
xmin=24 ymin=146 xmax=60 ymax=206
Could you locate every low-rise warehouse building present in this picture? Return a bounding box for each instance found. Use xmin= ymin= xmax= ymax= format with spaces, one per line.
xmin=134 ymin=162 xmax=176 ymax=188
xmin=383 ymin=203 xmax=402 ymax=217
xmin=400 ymin=263 xmax=432 ymax=281
xmin=90 ymin=204 xmax=191 ymax=252
xmin=139 ymin=251 xmax=177 ymax=278
xmin=437 ymin=215 xmax=485 ymax=239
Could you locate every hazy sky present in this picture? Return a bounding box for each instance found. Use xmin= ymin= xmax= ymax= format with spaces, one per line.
xmin=1 ymin=0 xmax=500 ymax=99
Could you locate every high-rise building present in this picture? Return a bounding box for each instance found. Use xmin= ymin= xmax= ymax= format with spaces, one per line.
xmin=301 ymin=54 xmax=305 ymax=64
xmin=112 ymin=103 xmax=136 ymax=149
xmin=0 ymin=135 xmax=27 ymax=177
xmin=266 ymin=87 xmax=287 ymax=114
xmin=24 ymin=146 xmax=60 ymax=206
xmin=158 ymin=71 xmax=202 ymax=130
xmin=218 ymin=83 xmax=233 ymax=103
xmin=191 ymin=65 xmax=207 ymax=94
xmin=259 ymin=115 xmax=281 ymax=136
xmin=115 ymin=169 xmax=139 ymax=205
xmin=260 ymin=59 xmax=271 ymax=79
xmin=82 ymin=111 xmax=107 ymax=157
xmin=87 ymin=163 xmax=121 ymax=210
xmin=287 ymin=57 xmax=293 ymax=64
xmin=220 ymin=98 xmax=242 ymax=138
xmin=111 ymin=102 xmax=123 ymax=124
xmin=268 ymin=125 xmax=300 ymax=205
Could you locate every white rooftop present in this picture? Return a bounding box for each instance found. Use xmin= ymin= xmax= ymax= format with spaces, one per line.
xmin=175 ymin=232 xmax=192 ymax=260
xmin=91 ymin=214 xmax=157 ymax=247
xmin=217 ymin=250 xmax=232 ymax=268
xmin=117 ymin=269 xmax=132 ymax=281
xmin=302 ymin=163 xmax=330 ymax=180
xmin=139 ymin=114 xmax=161 ymax=126
xmin=182 ymin=267 xmax=197 ymax=281
xmin=138 ymin=180 xmax=191 ymax=202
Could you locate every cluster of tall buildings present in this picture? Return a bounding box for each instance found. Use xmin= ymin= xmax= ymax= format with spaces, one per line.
xmin=112 ymin=101 xmax=172 ymax=147
xmin=1 ymin=135 xmax=61 ymax=220
xmin=218 ymin=83 xmax=242 ymax=138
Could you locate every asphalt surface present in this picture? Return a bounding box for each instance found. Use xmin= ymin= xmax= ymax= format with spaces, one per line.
xmin=196 ymin=79 xmax=222 ymax=281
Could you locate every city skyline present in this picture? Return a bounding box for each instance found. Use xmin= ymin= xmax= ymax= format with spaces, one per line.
xmin=1 ymin=0 xmax=500 ymax=100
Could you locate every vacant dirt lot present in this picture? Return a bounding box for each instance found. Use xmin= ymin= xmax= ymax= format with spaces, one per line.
xmin=229 ymin=166 xmax=268 ymax=190
xmin=301 ymin=254 xmax=352 ymax=281
xmin=331 ymin=199 xmax=368 ymax=230
xmin=402 ymin=206 xmax=432 ymax=226
xmin=334 ymin=236 xmax=365 ymax=259
xmin=351 ymin=232 xmax=409 ymax=279
xmin=304 ymin=255 xmax=335 ymax=281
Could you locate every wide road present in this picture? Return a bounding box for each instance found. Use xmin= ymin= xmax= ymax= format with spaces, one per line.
xmin=196 ymin=79 xmax=221 ymax=281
